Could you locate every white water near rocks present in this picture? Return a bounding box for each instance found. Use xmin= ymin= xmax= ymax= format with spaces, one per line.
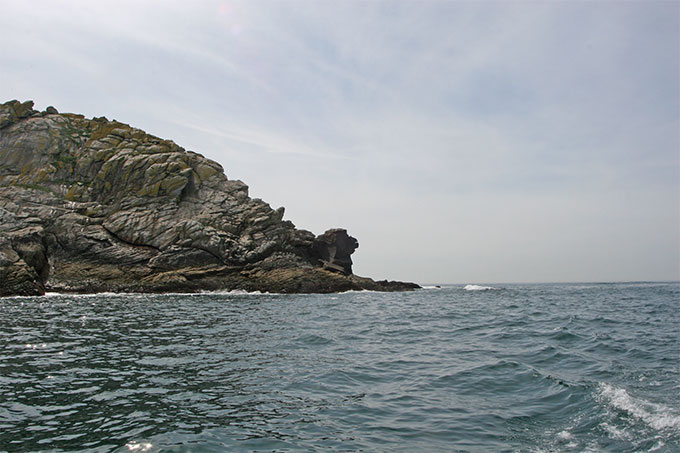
xmin=463 ymin=284 xmax=498 ymax=291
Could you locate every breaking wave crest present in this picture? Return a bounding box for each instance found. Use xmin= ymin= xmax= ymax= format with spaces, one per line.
xmin=597 ymin=383 xmax=680 ymax=432
xmin=464 ymin=284 xmax=498 ymax=291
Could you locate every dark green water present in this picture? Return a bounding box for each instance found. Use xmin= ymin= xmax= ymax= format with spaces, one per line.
xmin=1 ymin=282 xmax=678 ymax=452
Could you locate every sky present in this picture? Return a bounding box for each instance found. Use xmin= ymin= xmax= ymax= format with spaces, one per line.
xmin=1 ymin=0 xmax=678 ymax=284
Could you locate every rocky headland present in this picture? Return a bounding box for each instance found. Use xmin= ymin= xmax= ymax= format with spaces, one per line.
xmin=0 ymin=100 xmax=419 ymax=296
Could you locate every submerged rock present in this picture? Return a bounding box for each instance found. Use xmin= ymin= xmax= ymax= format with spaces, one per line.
xmin=0 ymin=100 xmax=419 ymax=295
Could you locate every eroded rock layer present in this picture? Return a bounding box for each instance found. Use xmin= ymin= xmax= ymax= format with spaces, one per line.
xmin=0 ymin=100 xmax=419 ymax=295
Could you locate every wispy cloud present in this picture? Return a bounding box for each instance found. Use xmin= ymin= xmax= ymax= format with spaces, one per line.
xmin=1 ymin=0 xmax=677 ymax=282
xmin=177 ymin=120 xmax=348 ymax=160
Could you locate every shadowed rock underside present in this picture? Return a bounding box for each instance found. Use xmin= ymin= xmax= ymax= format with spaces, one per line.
xmin=0 ymin=100 xmax=419 ymax=296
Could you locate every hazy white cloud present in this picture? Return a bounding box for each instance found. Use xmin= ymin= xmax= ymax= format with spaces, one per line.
xmin=1 ymin=0 xmax=677 ymax=282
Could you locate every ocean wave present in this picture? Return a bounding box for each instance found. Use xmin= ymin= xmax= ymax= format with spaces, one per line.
xmin=46 ymin=291 xmax=135 ymax=298
xmin=42 ymin=289 xmax=273 ymax=298
xmin=555 ymin=429 xmax=579 ymax=449
xmin=338 ymin=289 xmax=381 ymax=294
xmin=464 ymin=284 xmax=498 ymax=291
xmin=125 ymin=442 xmax=153 ymax=452
xmin=597 ymin=383 xmax=680 ymax=432
xmin=199 ymin=289 xmax=268 ymax=296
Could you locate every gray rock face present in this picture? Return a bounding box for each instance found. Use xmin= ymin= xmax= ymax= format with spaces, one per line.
xmin=0 ymin=100 xmax=419 ymax=295
xmin=312 ymin=229 xmax=359 ymax=275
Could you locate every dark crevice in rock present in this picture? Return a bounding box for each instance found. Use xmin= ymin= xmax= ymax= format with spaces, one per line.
xmin=102 ymin=225 xmax=161 ymax=253
xmin=187 ymin=245 xmax=225 ymax=265
xmin=13 ymin=237 xmax=50 ymax=284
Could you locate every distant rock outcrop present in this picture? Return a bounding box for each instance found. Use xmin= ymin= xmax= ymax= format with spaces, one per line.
xmin=0 ymin=100 xmax=419 ymax=296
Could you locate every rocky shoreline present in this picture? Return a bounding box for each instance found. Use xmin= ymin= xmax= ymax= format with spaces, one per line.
xmin=0 ymin=100 xmax=419 ymax=296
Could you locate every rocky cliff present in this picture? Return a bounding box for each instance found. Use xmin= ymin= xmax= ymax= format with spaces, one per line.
xmin=0 ymin=100 xmax=419 ymax=296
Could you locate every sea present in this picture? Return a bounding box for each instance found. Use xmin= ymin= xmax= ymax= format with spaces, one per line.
xmin=0 ymin=282 xmax=678 ymax=452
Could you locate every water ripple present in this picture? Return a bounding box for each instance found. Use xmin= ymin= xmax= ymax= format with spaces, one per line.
xmin=0 ymin=283 xmax=678 ymax=451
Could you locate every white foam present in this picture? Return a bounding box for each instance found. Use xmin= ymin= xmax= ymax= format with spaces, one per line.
xmin=0 ymin=294 xmax=47 ymax=300
xmin=126 ymin=442 xmax=152 ymax=452
xmin=464 ymin=284 xmax=497 ymax=291
xmin=339 ymin=289 xmax=381 ymax=294
xmin=43 ymin=289 xmax=273 ymax=298
xmin=600 ymin=422 xmax=630 ymax=440
xmin=199 ymin=289 xmax=267 ymax=296
xmin=45 ymin=291 xmax=141 ymax=298
xmin=649 ymin=440 xmax=666 ymax=451
xmin=598 ymin=383 xmax=680 ymax=432
xmin=556 ymin=430 xmax=573 ymax=441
